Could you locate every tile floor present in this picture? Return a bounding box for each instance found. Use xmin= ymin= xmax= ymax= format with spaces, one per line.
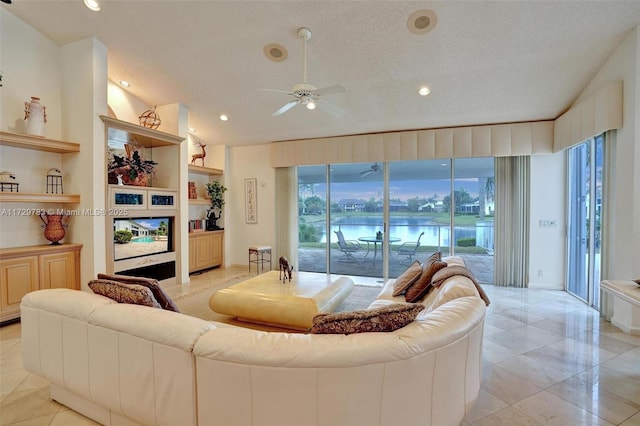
xmin=1 ymin=267 xmax=639 ymax=425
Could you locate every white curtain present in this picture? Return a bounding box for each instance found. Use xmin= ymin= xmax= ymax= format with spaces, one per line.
xmin=494 ymin=156 xmax=530 ymax=287
xmin=275 ymin=167 xmax=299 ymax=270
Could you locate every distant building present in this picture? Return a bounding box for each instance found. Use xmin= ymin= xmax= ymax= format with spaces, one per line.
xmin=419 ymin=201 xmax=445 ymax=212
xmin=337 ymin=199 xmax=365 ymax=212
xmin=114 ymin=219 xmax=153 ymax=237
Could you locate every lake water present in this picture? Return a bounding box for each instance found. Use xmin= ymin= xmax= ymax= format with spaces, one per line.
xmin=318 ymin=216 xmax=477 ymax=246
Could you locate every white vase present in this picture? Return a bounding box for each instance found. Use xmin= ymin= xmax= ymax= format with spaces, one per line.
xmin=24 ymin=97 xmax=47 ymax=137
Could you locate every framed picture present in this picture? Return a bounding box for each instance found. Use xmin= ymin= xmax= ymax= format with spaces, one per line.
xmin=245 ymin=178 xmax=257 ymax=224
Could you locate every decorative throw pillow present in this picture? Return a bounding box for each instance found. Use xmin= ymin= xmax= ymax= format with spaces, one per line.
xmin=97 ymin=273 xmax=179 ymax=312
xmin=404 ymin=259 xmax=447 ymax=303
xmin=88 ymin=279 xmax=162 ymax=308
xmin=392 ymin=260 xmax=423 ymax=296
xmin=423 ymin=251 xmax=442 ymax=264
xmin=310 ymin=303 xmax=425 ymax=334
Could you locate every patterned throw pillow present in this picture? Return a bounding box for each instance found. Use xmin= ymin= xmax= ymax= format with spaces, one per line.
xmin=88 ymin=279 xmax=162 ymax=308
xmin=310 ymin=303 xmax=425 ymax=334
xmin=404 ymin=253 xmax=447 ymax=303
xmin=97 ymin=273 xmax=179 ymax=312
xmin=392 ymin=260 xmax=423 ymax=296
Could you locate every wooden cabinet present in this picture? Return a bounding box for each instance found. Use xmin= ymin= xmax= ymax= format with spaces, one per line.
xmin=189 ymin=231 xmax=223 ymax=273
xmin=0 ymin=244 xmax=82 ymax=322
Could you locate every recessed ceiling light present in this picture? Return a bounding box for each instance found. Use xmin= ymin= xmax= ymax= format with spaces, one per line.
xmin=263 ymin=43 xmax=288 ymax=62
xmin=219 ymin=114 xmax=229 ymax=121
xmin=83 ymin=0 xmax=101 ymax=12
xmin=441 ymin=163 xmax=448 ymax=167
xmin=407 ymin=9 xmax=437 ymax=35
xmin=419 ymin=86 xmax=430 ymax=96
xmin=119 ymin=80 xmax=130 ymax=88
xmin=189 ymin=128 xmax=196 ymax=132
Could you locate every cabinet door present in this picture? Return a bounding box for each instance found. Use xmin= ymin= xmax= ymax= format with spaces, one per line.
xmin=188 ymin=237 xmax=197 ymax=273
xmin=195 ymin=235 xmax=212 ymax=270
xmin=0 ymin=256 xmax=38 ymax=320
xmin=210 ymin=233 xmax=223 ymax=267
xmin=39 ymin=250 xmax=79 ymax=290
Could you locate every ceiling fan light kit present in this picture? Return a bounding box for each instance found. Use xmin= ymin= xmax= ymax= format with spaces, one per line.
xmin=260 ymin=27 xmax=347 ymax=117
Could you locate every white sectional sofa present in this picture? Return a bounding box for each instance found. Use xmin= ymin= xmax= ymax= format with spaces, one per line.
xmin=21 ymin=257 xmax=487 ymax=426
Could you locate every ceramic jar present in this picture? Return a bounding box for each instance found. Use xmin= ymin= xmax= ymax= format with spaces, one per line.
xmin=24 ymin=97 xmax=47 ymax=136
xmin=39 ymin=213 xmax=67 ymax=245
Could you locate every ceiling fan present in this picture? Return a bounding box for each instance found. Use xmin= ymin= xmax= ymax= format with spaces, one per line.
xmin=260 ymin=27 xmax=347 ymax=117
xmin=359 ymin=162 xmax=381 ymax=177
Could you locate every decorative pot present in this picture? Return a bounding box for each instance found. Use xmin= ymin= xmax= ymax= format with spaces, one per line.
xmin=24 ymin=97 xmax=47 ymax=137
xmin=206 ymin=210 xmax=221 ymax=231
xmin=39 ymin=213 xmax=68 ymax=245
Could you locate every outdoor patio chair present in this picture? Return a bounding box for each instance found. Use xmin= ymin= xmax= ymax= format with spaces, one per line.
xmin=334 ymin=230 xmax=362 ymax=262
xmin=396 ymin=231 xmax=424 ymax=263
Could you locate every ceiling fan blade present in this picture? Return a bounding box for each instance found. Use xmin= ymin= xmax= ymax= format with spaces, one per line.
xmin=317 ymin=98 xmax=344 ymax=117
xmin=258 ymin=88 xmax=294 ymax=95
xmin=273 ymin=100 xmax=300 ymax=116
xmin=315 ymin=84 xmax=347 ymax=97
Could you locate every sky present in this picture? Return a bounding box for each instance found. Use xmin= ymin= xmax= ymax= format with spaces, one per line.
xmin=300 ymin=179 xmax=481 ymax=203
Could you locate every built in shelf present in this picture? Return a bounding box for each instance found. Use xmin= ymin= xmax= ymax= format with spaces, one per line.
xmin=188 ymin=164 xmax=223 ymax=175
xmin=188 ymin=198 xmax=211 ymax=205
xmin=0 ymin=192 xmax=80 ymax=203
xmin=100 ymin=115 xmax=184 ymax=148
xmin=0 ymin=131 xmax=80 ymax=153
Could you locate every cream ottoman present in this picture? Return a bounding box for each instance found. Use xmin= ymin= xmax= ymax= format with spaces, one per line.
xmin=209 ymin=271 xmax=354 ymax=330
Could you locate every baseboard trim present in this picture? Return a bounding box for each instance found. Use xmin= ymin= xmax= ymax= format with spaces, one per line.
xmin=528 ymin=282 xmax=564 ymax=290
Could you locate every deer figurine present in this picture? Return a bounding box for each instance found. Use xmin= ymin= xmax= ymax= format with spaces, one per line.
xmin=279 ymin=256 xmax=293 ymax=283
xmin=191 ymin=140 xmax=207 ymax=166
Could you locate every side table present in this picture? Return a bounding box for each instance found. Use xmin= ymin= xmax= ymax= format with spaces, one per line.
xmin=248 ymin=245 xmax=271 ymax=274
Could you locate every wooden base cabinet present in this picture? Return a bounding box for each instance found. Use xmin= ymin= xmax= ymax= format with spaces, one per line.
xmin=0 ymin=244 xmax=82 ymax=322
xmin=189 ymin=231 xmax=223 ymax=273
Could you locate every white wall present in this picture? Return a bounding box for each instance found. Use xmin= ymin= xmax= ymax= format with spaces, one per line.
xmin=0 ymin=9 xmax=62 ymax=138
xmin=60 ymin=37 xmax=108 ymax=289
xmin=0 ymin=9 xmax=109 ymax=287
xmin=572 ymin=27 xmax=639 ymax=280
xmin=529 ymin=153 xmax=566 ymax=289
xmin=0 ymin=9 xmax=64 ymax=248
xmin=227 ymin=144 xmax=276 ymax=267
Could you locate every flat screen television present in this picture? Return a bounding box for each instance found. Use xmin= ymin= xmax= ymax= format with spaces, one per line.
xmin=113 ymin=217 xmax=173 ymax=261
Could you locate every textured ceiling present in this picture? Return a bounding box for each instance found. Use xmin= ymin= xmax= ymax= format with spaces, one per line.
xmin=4 ymin=1 xmax=640 ymax=147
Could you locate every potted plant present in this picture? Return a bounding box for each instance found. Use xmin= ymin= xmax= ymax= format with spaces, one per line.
xmin=206 ymin=181 xmax=228 ymax=230
xmin=107 ymin=144 xmax=157 ymax=186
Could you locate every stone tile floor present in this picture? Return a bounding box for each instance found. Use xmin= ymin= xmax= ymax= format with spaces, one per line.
xmin=1 ymin=266 xmax=639 ymax=425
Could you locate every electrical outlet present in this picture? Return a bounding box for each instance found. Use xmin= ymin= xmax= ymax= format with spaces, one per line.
xmin=539 ymin=219 xmax=557 ymax=227
xmin=537 ymin=269 xmax=543 ymax=277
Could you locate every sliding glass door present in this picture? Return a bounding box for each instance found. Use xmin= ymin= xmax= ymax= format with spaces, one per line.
xmin=567 ymin=135 xmax=603 ymax=308
xmin=298 ymin=158 xmax=495 ymax=283
xmin=388 ymin=160 xmax=452 ymax=277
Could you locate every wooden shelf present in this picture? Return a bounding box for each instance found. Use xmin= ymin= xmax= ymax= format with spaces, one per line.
xmin=0 ymin=131 xmax=80 ymax=153
xmin=188 ymin=198 xmax=210 ymax=205
xmin=0 ymin=192 xmax=80 ymax=203
xmin=100 ymin=115 xmax=184 ymax=148
xmin=188 ymin=164 xmax=223 ymax=176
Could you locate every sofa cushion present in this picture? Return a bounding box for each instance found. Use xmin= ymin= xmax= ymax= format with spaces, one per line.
xmin=404 ymin=256 xmax=447 ymax=303
xmin=97 ymin=273 xmax=179 ymax=312
xmin=88 ymin=279 xmax=162 ymax=308
xmin=391 ymin=260 xmax=423 ymax=296
xmin=310 ymin=303 xmax=425 ymax=334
